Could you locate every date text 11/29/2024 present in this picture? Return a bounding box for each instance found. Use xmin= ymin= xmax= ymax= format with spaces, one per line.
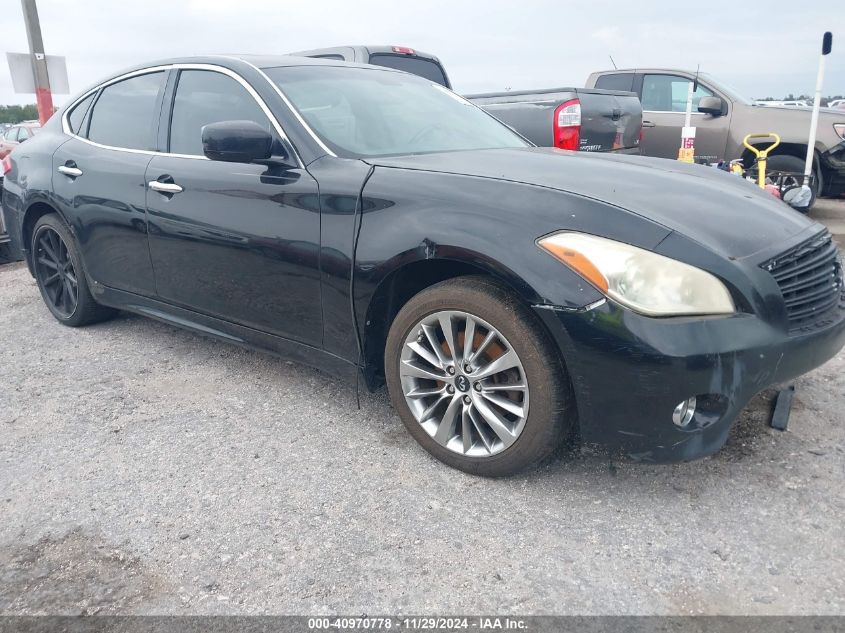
xmin=307 ymin=617 xmax=527 ymax=630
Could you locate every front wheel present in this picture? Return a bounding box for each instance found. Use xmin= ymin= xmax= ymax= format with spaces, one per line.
xmin=749 ymin=154 xmax=818 ymax=211
xmin=384 ymin=276 xmax=575 ymax=476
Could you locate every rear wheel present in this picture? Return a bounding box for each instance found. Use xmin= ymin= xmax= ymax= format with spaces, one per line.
xmin=384 ymin=276 xmax=575 ymax=476
xmin=31 ymin=214 xmax=115 ymax=326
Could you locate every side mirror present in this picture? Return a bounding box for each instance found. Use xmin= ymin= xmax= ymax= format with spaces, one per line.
xmin=202 ymin=120 xmax=273 ymax=163
xmin=698 ymin=96 xmax=725 ymax=116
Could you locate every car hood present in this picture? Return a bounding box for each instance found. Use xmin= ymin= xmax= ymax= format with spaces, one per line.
xmin=743 ymin=105 xmax=845 ymax=144
xmin=368 ymin=147 xmax=819 ymax=259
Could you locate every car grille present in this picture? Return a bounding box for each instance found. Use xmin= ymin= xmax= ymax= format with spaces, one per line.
xmin=761 ymin=231 xmax=844 ymax=332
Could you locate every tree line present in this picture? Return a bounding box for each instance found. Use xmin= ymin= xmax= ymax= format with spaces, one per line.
xmin=0 ymin=104 xmax=39 ymax=124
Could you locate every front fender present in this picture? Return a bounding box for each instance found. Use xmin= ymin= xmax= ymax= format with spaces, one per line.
xmin=353 ymin=166 xmax=671 ymax=325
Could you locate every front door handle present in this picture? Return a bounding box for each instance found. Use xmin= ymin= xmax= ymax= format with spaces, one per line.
xmin=149 ymin=181 xmax=184 ymax=194
xmin=642 ymin=120 xmax=656 ymax=128
xmin=57 ymin=164 xmax=83 ymax=178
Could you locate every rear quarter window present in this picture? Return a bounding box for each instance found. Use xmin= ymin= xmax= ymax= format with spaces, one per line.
xmin=67 ymin=92 xmax=96 ymax=135
xmin=368 ymin=53 xmax=448 ymax=87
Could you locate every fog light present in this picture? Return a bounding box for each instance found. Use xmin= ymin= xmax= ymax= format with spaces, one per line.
xmin=672 ymin=396 xmax=697 ymax=428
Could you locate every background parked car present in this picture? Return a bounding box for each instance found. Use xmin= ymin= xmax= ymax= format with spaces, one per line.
xmin=754 ymin=100 xmax=810 ymax=107
xmin=0 ymin=121 xmax=40 ymax=159
xmin=586 ymin=68 xmax=845 ymax=207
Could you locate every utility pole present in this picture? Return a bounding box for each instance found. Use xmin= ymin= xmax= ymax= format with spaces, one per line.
xmin=21 ymin=0 xmax=53 ymax=125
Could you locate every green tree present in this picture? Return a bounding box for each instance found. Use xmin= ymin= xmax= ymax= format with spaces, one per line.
xmin=0 ymin=104 xmax=39 ymax=124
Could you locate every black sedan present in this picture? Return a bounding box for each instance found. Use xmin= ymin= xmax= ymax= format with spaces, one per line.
xmin=2 ymin=56 xmax=844 ymax=476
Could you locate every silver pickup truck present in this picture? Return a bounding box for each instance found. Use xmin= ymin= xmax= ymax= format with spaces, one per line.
xmin=291 ymin=46 xmax=642 ymax=154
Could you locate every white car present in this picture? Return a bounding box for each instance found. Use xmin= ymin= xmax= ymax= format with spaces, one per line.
xmin=754 ymin=100 xmax=810 ymax=107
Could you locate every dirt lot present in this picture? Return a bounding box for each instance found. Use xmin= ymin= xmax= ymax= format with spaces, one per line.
xmin=1 ymin=201 xmax=844 ymax=615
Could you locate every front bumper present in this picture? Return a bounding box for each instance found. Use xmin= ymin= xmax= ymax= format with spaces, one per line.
xmin=534 ymin=297 xmax=845 ymax=463
xmin=820 ymin=142 xmax=845 ymax=197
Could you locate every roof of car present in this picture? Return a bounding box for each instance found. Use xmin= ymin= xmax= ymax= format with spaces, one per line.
xmin=117 ymin=54 xmax=381 ymax=73
xmin=62 ymin=55 xmax=404 ymax=111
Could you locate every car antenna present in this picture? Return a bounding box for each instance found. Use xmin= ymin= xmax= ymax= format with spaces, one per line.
xmin=609 ymin=55 xmax=618 ymax=70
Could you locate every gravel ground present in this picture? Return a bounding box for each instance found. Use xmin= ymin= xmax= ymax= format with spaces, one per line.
xmin=1 ymin=239 xmax=844 ymax=615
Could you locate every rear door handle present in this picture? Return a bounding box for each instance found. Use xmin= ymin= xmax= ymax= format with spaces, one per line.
xmin=57 ymin=165 xmax=83 ymax=178
xmin=148 ymin=181 xmax=184 ymax=194
xmin=642 ymin=120 xmax=656 ymax=128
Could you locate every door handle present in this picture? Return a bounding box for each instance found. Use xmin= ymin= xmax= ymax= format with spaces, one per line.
xmin=641 ymin=120 xmax=656 ymax=128
xmin=57 ymin=165 xmax=83 ymax=178
xmin=148 ymin=181 xmax=184 ymax=194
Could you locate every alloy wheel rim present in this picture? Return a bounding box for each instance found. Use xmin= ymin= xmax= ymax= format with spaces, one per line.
xmin=400 ymin=310 xmax=529 ymax=457
xmin=34 ymin=227 xmax=78 ymax=318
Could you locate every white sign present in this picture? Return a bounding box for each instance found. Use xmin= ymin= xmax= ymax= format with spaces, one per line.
xmin=6 ymin=52 xmax=70 ymax=94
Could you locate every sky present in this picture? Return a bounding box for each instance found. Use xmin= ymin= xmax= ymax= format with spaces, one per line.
xmin=1 ymin=0 xmax=844 ymax=107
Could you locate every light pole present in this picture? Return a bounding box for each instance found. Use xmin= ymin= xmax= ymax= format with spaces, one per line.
xmin=21 ymin=0 xmax=53 ymax=125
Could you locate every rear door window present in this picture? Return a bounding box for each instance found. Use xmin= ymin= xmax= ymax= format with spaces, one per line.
xmin=641 ymin=74 xmax=713 ymax=112
xmin=87 ymin=71 xmax=165 ymax=150
xmin=368 ymin=54 xmax=448 ymax=86
xmin=168 ymin=69 xmax=274 ymax=156
xmin=16 ymin=127 xmax=30 ymax=142
xmin=594 ymin=73 xmax=634 ymax=92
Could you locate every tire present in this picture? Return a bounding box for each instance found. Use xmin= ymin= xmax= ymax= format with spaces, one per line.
xmin=384 ymin=276 xmax=575 ymax=477
xmin=749 ymin=154 xmax=818 ymax=211
xmin=31 ymin=214 xmax=115 ymax=327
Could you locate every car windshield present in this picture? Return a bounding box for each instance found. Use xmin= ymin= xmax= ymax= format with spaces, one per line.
xmin=265 ymin=65 xmax=529 ymax=158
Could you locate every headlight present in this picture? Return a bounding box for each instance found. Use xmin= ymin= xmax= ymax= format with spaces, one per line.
xmin=537 ymin=232 xmax=735 ymax=316
xmin=834 ymin=123 xmax=845 ymax=140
